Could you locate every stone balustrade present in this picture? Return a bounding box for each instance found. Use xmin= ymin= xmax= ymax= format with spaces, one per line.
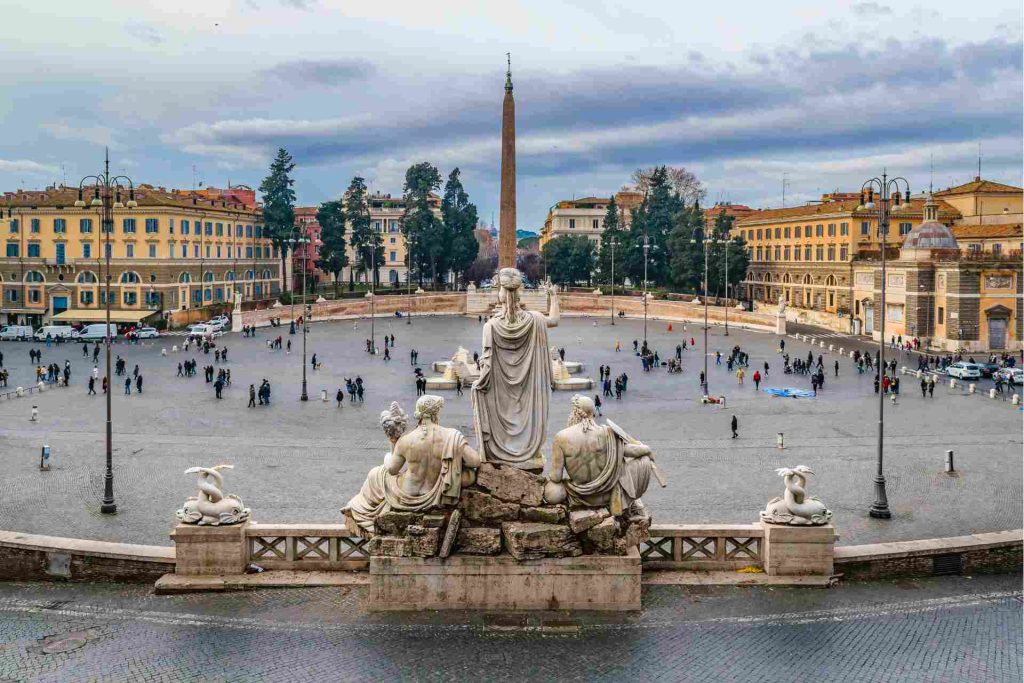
xmin=246 ymin=523 xmax=370 ymax=571
xmin=640 ymin=524 xmax=764 ymax=571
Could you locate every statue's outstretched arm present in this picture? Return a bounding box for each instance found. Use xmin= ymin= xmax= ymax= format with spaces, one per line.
xmin=462 ymin=443 xmax=482 ymax=469
xmin=545 ymin=284 xmax=560 ymax=328
xmin=385 ymin=447 xmax=406 ymax=475
xmin=624 ymin=442 xmax=652 ymax=459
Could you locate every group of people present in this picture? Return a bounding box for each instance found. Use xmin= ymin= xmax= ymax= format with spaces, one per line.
xmin=176 ymin=359 xmax=200 ymax=377
xmin=247 ymin=380 xmax=273 ymax=406
xmin=241 ymin=325 xmax=258 ymax=337
xmin=597 ymin=365 xmax=629 ymax=400
xmin=81 ymin=342 xmax=102 ymax=362
xmin=37 ymin=361 xmax=71 ymax=386
xmin=342 ymin=377 xmax=365 ymax=402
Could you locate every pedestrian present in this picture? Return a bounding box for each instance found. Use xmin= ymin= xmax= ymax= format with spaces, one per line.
xmin=248 ymin=384 xmax=257 ymax=408
xmin=615 ymin=340 xmax=621 ymax=352
xmin=455 ymin=376 xmax=463 ymax=396
xmin=753 ymin=370 xmax=761 ymax=390
xmin=88 ymin=376 xmax=96 ymax=395
xmin=731 ymin=415 xmax=738 ymax=438
xmin=873 ymin=374 xmax=880 ymax=394
xmin=763 ymin=361 xmax=770 ymax=377
xmin=594 ymin=394 xmax=603 ymax=417
xmin=124 ymin=377 xmax=131 ymax=395
xmin=834 ymin=360 xmax=839 ymax=377
xmin=384 ymin=347 xmax=391 ymax=361
xmin=336 ymin=387 xmax=344 ymax=407
xmin=311 ymin=353 xmax=318 ymax=370
xmin=136 ymin=374 xmax=143 ymax=393
xmin=736 ymin=367 xmax=745 ymax=384
xmin=928 ymin=375 xmax=935 ymax=397
xmin=214 ymin=377 xmax=223 ymax=399
xmin=102 ymin=376 xmax=108 ymax=394
xmin=920 ymin=377 xmax=928 ymax=397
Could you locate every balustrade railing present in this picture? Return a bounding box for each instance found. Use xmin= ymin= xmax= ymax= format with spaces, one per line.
xmin=246 ymin=524 xmax=369 ymax=571
xmin=641 ymin=524 xmax=764 ymax=571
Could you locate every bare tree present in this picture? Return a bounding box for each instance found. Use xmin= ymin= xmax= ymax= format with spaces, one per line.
xmin=630 ymin=166 xmax=706 ymax=205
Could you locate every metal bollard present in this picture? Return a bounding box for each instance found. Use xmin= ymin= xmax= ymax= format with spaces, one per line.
xmin=1013 ymin=394 xmax=1021 ymax=405
xmin=828 ymin=344 xmax=834 ymax=352
xmin=820 ymin=341 xmax=826 ymax=348
xmin=321 ymin=389 xmax=328 ymax=402
xmin=30 ymin=405 xmax=38 ymax=421
xmin=777 ymin=432 xmax=785 ymax=449
xmin=945 ymin=449 xmax=954 ymax=473
xmin=968 ymin=383 xmax=976 ymax=394
xmin=40 ymin=444 xmax=50 ymax=471
xmin=949 ymin=378 xmax=957 ymax=389
xmin=839 ymin=347 xmax=844 ymax=355
xmin=989 ymin=388 xmax=997 ymax=399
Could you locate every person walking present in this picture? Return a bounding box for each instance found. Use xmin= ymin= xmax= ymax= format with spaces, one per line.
xmin=455 ymin=376 xmax=463 ymax=397
xmin=731 ymin=415 xmax=738 ymax=439
xmin=873 ymin=374 xmax=880 ymax=394
xmin=615 ymin=340 xmax=621 ymax=353
xmin=384 ymin=346 xmax=391 ymax=361
xmin=248 ymin=384 xmax=257 ymax=408
xmin=736 ymin=367 xmax=745 ymax=385
xmin=336 ymin=387 xmax=344 ymax=408
xmin=763 ymin=361 xmax=770 ymax=378
xmin=594 ymin=394 xmax=603 ymax=417
xmin=214 ymin=377 xmax=223 ymax=399
xmin=920 ymin=376 xmax=928 ymax=397
xmin=136 ymin=374 xmax=143 ymax=394
xmin=124 ymin=377 xmax=132 ymax=395
xmin=834 ymin=360 xmax=839 ymax=377
xmin=88 ymin=376 xmax=96 ymax=395
xmin=753 ymin=369 xmax=761 ymax=390
xmin=927 ymin=374 xmax=935 ymax=397
xmin=102 ymin=376 xmax=108 ymax=394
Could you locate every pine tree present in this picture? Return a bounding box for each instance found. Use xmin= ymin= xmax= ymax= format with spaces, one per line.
xmin=442 ymin=168 xmax=479 ymax=287
xmin=624 ymin=167 xmax=681 ymax=287
xmin=402 ymin=162 xmax=444 ymax=287
xmin=258 ymin=148 xmax=296 ymax=293
xmin=315 ymin=200 xmax=348 ymax=296
xmin=542 ymin=235 xmax=596 ymax=287
xmin=344 ymin=177 xmax=378 ymax=289
xmin=596 ymin=194 xmax=625 ymax=289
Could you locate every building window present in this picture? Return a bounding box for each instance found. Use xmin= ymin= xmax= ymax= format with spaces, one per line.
xmin=9 ymin=219 xmax=18 ymax=233
xmin=840 ymin=222 xmax=849 ymax=236
xmin=804 ymin=246 xmax=811 ymax=261
xmin=390 ymin=237 xmax=396 ymax=244
xmin=828 ymin=292 xmax=834 ymax=308
xmin=783 ymin=246 xmax=790 ymax=260
xmin=774 ymin=228 xmax=781 ymax=239
xmin=194 ymin=245 xmax=199 ymax=258
xmin=815 ymin=245 xmax=823 ymax=261
xmin=815 ymin=224 xmax=823 ymax=237
xmin=126 ymin=244 xmax=135 ymax=258
xmin=31 ymin=218 xmax=40 ymax=233
xmin=967 ymin=243 xmax=981 ymax=253
xmin=246 ymin=246 xmax=253 ymax=258
xmin=80 ymin=290 xmax=94 ymax=305
xmin=793 ymin=246 xmax=801 ymax=261
xmin=29 ymin=289 xmax=41 ymax=303
xmin=374 ymin=220 xmax=382 ymax=232
xmin=123 ymin=218 xmax=136 ymax=233
xmin=205 ymin=222 xmax=213 ymax=236
xmin=898 ymin=222 xmax=911 ymax=235
xmin=245 ymin=225 xmax=253 ymax=238
xmin=27 ymin=243 xmax=40 ymax=257
xmin=101 ymin=219 xmax=113 ymax=233
xmin=83 ymin=243 xmax=91 ymax=258
xmin=216 ymin=223 xmax=223 ymax=236
xmin=840 ymin=246 xmax=848 ymax=261
xmin=205 ymin=245 xmax=210 ymax=258
xmin=860 ymin=221 xmax=869 ymax=236
xmin=390 ymin=250 xmax=397 ymax=261
xmin=104 ymin=243 xmax=112 ymax=259
xmin=169 ymin=218 xmax=175 ymax=234
xmin=592 ymin=219 xmax=600 ymax=230
xmin=937 ymin=307 xmax=944 ymax=324
xmin=123 ymin=291 xmax=137 ymax=305
xmin=569 ymin=219 xmax=576 ymax=229
xmin=80 ymin=218 xmax=93 ymax=233
xmin=54 ymin=218 xmax=66 ymax=233
xmin=755 ymin=229 xmax=762 ymax=240
xmin=756 ymin=247 xmax=763 ymax=261
xmin=193 ymin=289 xmax=202 ymax=304
xmin=216 ymin=246 xmax=221 ymax=258
xmin=149 ymin=244 xmax=157 ymax=258
xmin=6 ymin=289 xmax=18 ymax=302
xmin=182 ymin=220 xmax=190 ymax=235
xmin=827 ymin=246 xmax=835 ymax=261
xmin=992 ymin=243 xmax=1002 ymax=255
xmin=145 ymin=218 xmax=159 ymax=233
xmin=774 ymin=246 xmax=781 ymax=260
xmin=747 ymin=230 xmax=753 ymax=240
xmin=5 ymin=243 xmax=17 ymax=257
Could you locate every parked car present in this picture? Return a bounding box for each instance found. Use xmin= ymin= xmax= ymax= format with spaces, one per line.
xmin=209 ymin=315 xmax=230 ymax=328
xmin=205 ymin=319 xmax=227 ymax=333
xmin=187 ymin=324 xmax=224 ymax=340
xmin=33 ymin=325 xmax=76 ymax=341
xmin=977 ymin=362 xmax=1000 ymax=378
xmin=946 ymin=362 xmax=981 ymax=380
xmin=995 ymin=368 xmax=1024 ymax=386
xmin=135 ymin=327 xmax=160 ymax=339
xmin=78 ymin=323 xmax=118 ymax=341
xmin=0 ymin=325 xmax=33 ymax=341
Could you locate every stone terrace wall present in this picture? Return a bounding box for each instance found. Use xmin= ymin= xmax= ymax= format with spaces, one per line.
xmin=0 ymin=530 xmax=174 ymax=584
xmin=560 ymin=294 xmax=777 ymax=331
xmin=834 ymin=530 xmax=1022 ymax=580
xmin=243 ymin=293 xmax=466 ymax=327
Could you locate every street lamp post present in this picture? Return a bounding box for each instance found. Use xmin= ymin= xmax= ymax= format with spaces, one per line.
xmin=406 ymin=235 xmax=415 ymax=325
xmin=75 ymin=149 xmax=135 ymax=515
xmin=858 ymin=172 xmax=911 ymax=520
xmin=723 ymin=238 xmax=732 ymax=336
xmin=367 ymin=243 xmax=382 ymax=354
xmin=691 ymin=228 xmax=727 ymax=396
xmin=300 ymin=234 xmax=310 ymax=401
xmin=609 ymin=239 xmax=619 ymax=325
xmin=641 ymin=235 xmax=651 ymax=343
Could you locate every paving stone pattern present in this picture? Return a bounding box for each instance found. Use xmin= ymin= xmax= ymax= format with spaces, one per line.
xmin=0 ymin=315 xmax=1019 ymax=546
xmin=0 ymin=575 xmax=1019 ymax=681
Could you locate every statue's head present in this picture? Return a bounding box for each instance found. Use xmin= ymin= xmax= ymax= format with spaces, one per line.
xmin=497 ymin=267 xmax=523 ymax=291
xmin=414 ymin=394 xmax=444 ymax=423
xmin=568 ymin=394 xmax=596 ymax=430
xmin=380 ymin=401 xmax=409 ymax=443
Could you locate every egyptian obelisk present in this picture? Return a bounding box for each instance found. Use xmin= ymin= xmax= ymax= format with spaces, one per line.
xmin=498 ymin=55 xmax=517 ymax=269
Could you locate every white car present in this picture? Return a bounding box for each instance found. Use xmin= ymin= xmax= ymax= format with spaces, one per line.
xmin=136 ymin=327 xmax=160 ymax=339
xmin=205 ymin=319 xmax=227 ymax=333
xmin=946 ymin=362 xmax=981 ymax=380
xmin=187 ymin=324 xmax=224 ymax=340
xmin=210 ymin=315 xmax=230 ymax=328
xmin=995 ymin=367 xmax=1023 ymax=386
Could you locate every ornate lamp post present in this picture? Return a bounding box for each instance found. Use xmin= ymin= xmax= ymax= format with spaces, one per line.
xmin=637 ymin=235 xmax=658 ymax=344
xmin=857 ymin=172 xmax=911 ymax=520
xmin=406 ymin=234 xmax=416 ymax=325
xmin=367 ymin=243 xmax=382 ymax=354
xmin=75 ymin=150 xmax=135 ymax=515
xmin=608 ymin=238 xmax=619 ymax=325
xmin=288 ymin=234 xmax=312 ymax=400
xmin=691 ymin=228 xmax=729 ymax=395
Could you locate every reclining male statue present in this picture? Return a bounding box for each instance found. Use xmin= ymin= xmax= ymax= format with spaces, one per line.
xmin=544 ymin=394 xmax=657 ymax=516
xmin=342 ymin=396 xmax=481 ymax=537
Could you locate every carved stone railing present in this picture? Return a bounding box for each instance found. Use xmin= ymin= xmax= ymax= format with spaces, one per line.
xmin=246 ymin=524 xmax=369 ymax=571
xmin=641 ymin=524 xmax=764 ymax=571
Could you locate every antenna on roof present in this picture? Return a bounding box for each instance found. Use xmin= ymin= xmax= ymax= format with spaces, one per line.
xmin=929 ymin=152 xmax=934 ymax=194
xmin=976 ymin=142 xmax=981 ymax=181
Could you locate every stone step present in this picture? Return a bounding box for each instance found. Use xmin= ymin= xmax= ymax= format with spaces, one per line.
xmin=642 ymin=570 xmax=835 ymax=587
xmin=155 ymin=570 xmax=369 ymax=594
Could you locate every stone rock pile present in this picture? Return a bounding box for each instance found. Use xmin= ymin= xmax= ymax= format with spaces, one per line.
xmin=367 ymin=463 xmax=651 ymax=560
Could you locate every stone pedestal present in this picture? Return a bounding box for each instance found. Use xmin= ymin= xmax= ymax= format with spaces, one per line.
xmin=775 ymin=314 xmax=787 ymax=335
xmin=369 ymin=549 xmax=641 ymax=611
xmin=761 ymin=523 xmax=836 ymax=576
xmin=169 ymin=522 xmax=249 ymax=576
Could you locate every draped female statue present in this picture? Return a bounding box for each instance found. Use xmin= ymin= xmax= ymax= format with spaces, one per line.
xmin=471 ymin=267 xmax=559 ymax=471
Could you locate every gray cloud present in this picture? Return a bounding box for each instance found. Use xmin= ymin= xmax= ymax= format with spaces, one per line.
xmin=263 ymin=59 xmax=375 ymax=87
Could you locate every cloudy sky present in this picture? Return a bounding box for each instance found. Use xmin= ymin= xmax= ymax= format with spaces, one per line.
xmin=1 ymin=1 xmax=1021 ymax=229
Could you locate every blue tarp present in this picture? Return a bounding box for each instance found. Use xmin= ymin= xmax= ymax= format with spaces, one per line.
xmin=763 ymin=388 xmax=816 ymax=398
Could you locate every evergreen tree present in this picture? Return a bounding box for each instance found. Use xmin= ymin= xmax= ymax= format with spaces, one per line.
xmin=258 ymin=148 xmax=297 ymax=293
xmin=666 ymin=202 xmax=708 ymax=293
xmin=596 ymin=194 xmax=625 ymax=288
xmin=442 ymin=168 xmax=479 ymax=287
xmin=344 ymin=176 xmax=379 ymax=288
xmin=314 ymin=200 xmax=348 ymax=296
xmin=707 ymin=212 xmax=749 ymax=301
xmin=542 ymin=234 xmax=596 ymax=287
xmin=402 ymin=162 xmax=444 ymax=286
xmin=624 ymin=167 xmax=680 ymax=287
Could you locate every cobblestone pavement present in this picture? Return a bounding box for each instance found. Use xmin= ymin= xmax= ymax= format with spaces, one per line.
xmin=0 ymin=575 xmax=1018 ymax=682
xmin=0 ymin=314 xmax=1020 ymax=546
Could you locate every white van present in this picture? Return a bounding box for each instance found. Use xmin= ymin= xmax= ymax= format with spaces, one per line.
xmin=187 ymin=323 xmax=224 ymax=340
xmin=0 ymin=325 xmax=33 ymax=341
xmin=78 ymin=323 xmax=118 ymax=340
xmin=34 ymin=325 xmax=76 ymax=341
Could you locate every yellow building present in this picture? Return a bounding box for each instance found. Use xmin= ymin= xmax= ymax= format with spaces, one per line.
xmin=539 ymin=191 xmax=643 ymax=249
xmin=342 ymin=192 xmax=442 ymax=286
xmin=1 ymin=185 xmax=281 ymax=326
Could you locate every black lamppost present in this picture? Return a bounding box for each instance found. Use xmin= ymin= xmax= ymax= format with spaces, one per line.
xmin=75 ymin=149 xmax=135 ymax=515
xmin=406 ymin=234 xmax=416 ymax=325
xmin=691 ymin=228 xmax=729 ymax=396
xmin=857 ymin=172 xmax=911 ymax=520
xmin=288 ymin=234 xmax=311 ymax=400
xmin=636 ymin=235 xmax=658 ymax=344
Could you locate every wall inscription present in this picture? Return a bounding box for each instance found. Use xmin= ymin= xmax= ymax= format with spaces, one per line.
xmin=886 ymin=273 xmax=905 ymax=289
xmin=855 ymin=272 xmax=873 ymax=286
xmin=984 ymin=275 xmax=1013 ymax=290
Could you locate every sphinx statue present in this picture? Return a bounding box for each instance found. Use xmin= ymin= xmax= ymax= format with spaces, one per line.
xmin=176 ymin=464 xmax=250 ymax=526
xmin=342 ymin=397 xmax=481 ymax=538
xmin=545 ymin=395 xmax=662 ymax=516
xmin=760 ymin=466 xmax=832 ymax=525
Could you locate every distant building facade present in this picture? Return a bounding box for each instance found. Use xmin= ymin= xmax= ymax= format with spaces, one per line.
xmin=539 ymin=190 xmax=643 ymax=249
xmin=342 ymin=192 xmax=442 ymax=286
xmin=292 ymin=207 xmax=323 ymax=291
xmin=1 ymin=185 xmax=280 ymax=327
xmin=703 ymin=202 xmax=755 ymax=231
